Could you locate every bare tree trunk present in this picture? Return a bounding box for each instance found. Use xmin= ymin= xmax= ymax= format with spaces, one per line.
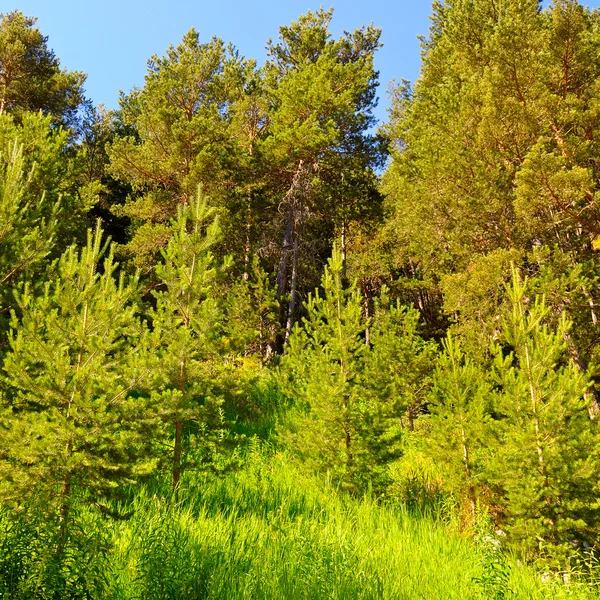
xmin=276 ymin=160 xmax=316 ymax=349
xmin=284 ymin=228 xmax=300 ymax=345
xmin=173 ymin=420 xmax=183 ymax=490
xmin=276 ymin=214 xmax=294 ymax=299
xmin=276 ymin=160 xmax=307 ymax=300
xmin=362 ymin=279 xmax=371 ymax=347
xmin=243 ymin=190 xmax=252 ymax=282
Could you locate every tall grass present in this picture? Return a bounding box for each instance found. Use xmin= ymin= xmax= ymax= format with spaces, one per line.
xmin=2 ymin=450 xmax=599 ymax=598
xmin=104 ymin=453 xmax=600 ymax=600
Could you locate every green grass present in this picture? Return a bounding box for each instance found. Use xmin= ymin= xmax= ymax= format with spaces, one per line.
xmin=2 ymin=451 xmax=600 ymax=599
xmin=103 ymin=453 xmax=600 ymax=600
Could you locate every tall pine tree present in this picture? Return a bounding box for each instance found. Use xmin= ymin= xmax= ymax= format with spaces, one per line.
xmin=0 ymin=226 xmax=158 ymax=555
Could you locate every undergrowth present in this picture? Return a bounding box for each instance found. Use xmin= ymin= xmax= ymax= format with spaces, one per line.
xmin=1 ymin=450 xmax=599 ymax=599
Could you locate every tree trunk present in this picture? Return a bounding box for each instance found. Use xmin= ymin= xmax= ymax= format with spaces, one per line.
xmin=284 ymin=227 xmax=300 ymax=345
xmin=243 ymin=190 xmax=252 ymax=282
xmin=276 ymin=160 xmax=307 ymax=300
xmin=276 ymin=160 xmax=315 ymax=348
xmin=173 ymin=420 xmax=183 ymax=490
xmin=362 ymin=279 xmax=371 ymax=347
xmin=344 ymin=424 xmax=353 ymax=467
xmin=276 ymin=213 xmax=294 ymax=299
xmin=525 ymin=346 xmax=549 ymax=488
xmin=342 ymin=396 xmax=353 ymax=467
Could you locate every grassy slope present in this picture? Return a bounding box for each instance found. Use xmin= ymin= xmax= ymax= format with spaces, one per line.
xmin=103 ymin=453 xmax=600 ymax=600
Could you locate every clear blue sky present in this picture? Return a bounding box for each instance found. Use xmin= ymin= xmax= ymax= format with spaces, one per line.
xmin=4 ymin=1 xmax=600 ymax=126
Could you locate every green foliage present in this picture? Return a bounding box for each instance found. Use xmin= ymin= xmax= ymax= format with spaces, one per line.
xmin=280 ymin=247 xmax=367 ymax=489
xmin=220 ymin=257 xmax=281 ymax=359
xmin=472 ymin=510 xmax=513 ymax=600
xmin=4 ymin=3 xmax=600 ymax=592
xmin=149 ymin=189 xmax=228 ymax=487
xmin=265 ymin=7 xmax=382 ymax=170
xmin=381 ymin=0 xmax=600 ymax=341
xmin=281 ymin=249 xmax=436 ymax=493
xmin=489 ymin=269 xmax=600 ymax=562
xmin=0 ymin=504 xmax=109 ymax=599
xmin=0 ymin=135 xmax=59 ymax=318
xmin=426 ymin=336 xmax=493 ymax=515
xmin=107 ymin=29 xmax=248 ymax=268
xmin=0 ymin=225 xmax=158 ymax=541
xmin=365 ymin=298 xmax=437 ymax=431
xmin=0 ymin=11 xmax=85 ymax=129
xmin=0 ymin=112 xmax=94 ymax=337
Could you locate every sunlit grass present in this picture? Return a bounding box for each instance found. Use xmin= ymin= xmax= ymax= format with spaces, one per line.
xmin=103 ymin=453 xmax=600 ymax=600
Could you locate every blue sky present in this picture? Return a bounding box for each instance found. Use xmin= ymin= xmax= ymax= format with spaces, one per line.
xmin=4 ymin=1 xmax=600 ymax=126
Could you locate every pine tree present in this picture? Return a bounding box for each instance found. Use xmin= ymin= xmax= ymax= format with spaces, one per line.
xmin=0 ymin=138 xmax=59 ymax=323
xmin=0 ymin=11 xmax=85 ymax=129
xmin=0 ymin=225 xmax=157 ymax=555
xmin=426 ymin=336 xmax=493 ymax=517
xmin=490 ymin=269 xmax=600 ymax=561
xmin=0 ymin=111 xmax=98 ymax=354
xmin=381 ymin=0 xmax=600 ymax=351
xmin=280 ymin=247 xmax=368 ymax=489
xmin=150 ymin=189 xmax=226 ymax=489
xmin=360 ymin=300 xmax=437 ymax=492
xmin=366 ymin=300 xmax=437 ymax=432
xmin=265 ymin=8 xmax=384 ymax=342
xmin=107 ymin=29 xmax=248 ymax=269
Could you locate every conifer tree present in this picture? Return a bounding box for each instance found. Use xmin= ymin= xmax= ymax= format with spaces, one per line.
xmin=426 ymin=336 xmax=493 ymax=516
xmin=0 ymin=112 xmax=96 ymax=345
xmin=381 ymin=0 xmax=600 ymax=350
xmin=221 ymin=256 xmax=280 ymax=361
xmin=490 ymin=269 xmax=600 ymax=561
xmin=0 ymin=11 xmax=85 ymax=129
xmin=0 ymin=226 xmax=157 ymax=555
xmin=107 ymin=29 xmax=248 ymax=269
xmin=360 ymin=301 xmax=437 ymax=491
xmin=0 ymin=139 xmax=59 ymax=319
xmin=150 ymin=189 xmax=225 ymax=489
xmin=265 ymin=8 xmax=384 ymax=342
xmin=365 ymin=301 xmax=437 ymax=432
xmin=281 ymin=247 xmax=368 ymax=488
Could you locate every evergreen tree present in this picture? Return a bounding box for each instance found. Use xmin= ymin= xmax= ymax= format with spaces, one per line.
xmin=107 ymin=29 xmax=248 ymax=269
xmin=381 ymin=0 xmax=600 ymax=352
xmin=0 ymin=11 xmax=86 ymax=129
xmin=280 ymin=247 xmax=367 ymax=489
xmin=426 ymin=336 xmax=493 ymax=517
xmin=0 ymin=138 xmax=59 ymax=321
xmin=0 ymin=112 xmax=94 ymax=345
xmin=265 ymin=9 xmax=384 ymax=342
xmin=490 ymin=269 xmax=600 ymax=561
xmin=365 ymin=300 xmax=437 ymax=432
xmin=361 ymin=301 xmax=438 ymax=493
xmin=221 ymin=256 xmax=280 ymax=361
xmin=0 ymin=226 xmax=157 ymax=555
xmin=150 ymin=189 xmax=226 ymax=489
